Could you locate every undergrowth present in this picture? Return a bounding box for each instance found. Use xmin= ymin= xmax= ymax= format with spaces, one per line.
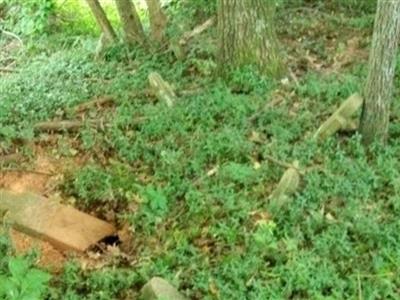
xmin=1 ymin=0 xmax=400 ymax=299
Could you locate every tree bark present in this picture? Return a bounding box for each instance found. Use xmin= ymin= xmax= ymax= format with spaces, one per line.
xmin=145 ymin=0 xmax=168 ymax=44
xmin=359 ymin=0 xmax=400 ymax=145
xmin=115 ymin=0 xmax=146 ymax=46
xmin=217 ymin=0 xmax=283 ymax=77
xmin=85 ymin=0 xmax=117 ymax=42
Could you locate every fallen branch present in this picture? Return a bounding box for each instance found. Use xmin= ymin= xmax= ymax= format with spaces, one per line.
xmin=1 ymin=29 xmax=23 ymax=47
xmin=171 ymin=17 xmax=215 ymax=60
xmin=0 ymin=168 xmax=54 ymax=176
xmin=264 ymin=154 xmax=303 ymax=174
xmin=34 ymin=120 xmax=83 ymax=132
xmin=179 ymin=17 xmax=215 ymax=46
xmin=74 ymin=95 xmax=115 ymax=113
xmin=289 ymin=68 xmax=300 ymax=87
xmin=0 ymin=67 xmax=15 ymax=73
xmin=247 ymin=97 xmax=284 ymax=123
xmin=34 ymin=117 xmax=147 ymax=133
xmin=178 ymin=87 xmax=203 ymax=97
xmin=263 ymin=154 xmax=328 ymax=175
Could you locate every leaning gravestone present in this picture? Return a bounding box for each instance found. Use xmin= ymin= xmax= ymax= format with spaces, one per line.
xmin=148 ymin=72 xmax=177 ymax=108
xmin=314 ymin=93 xmax=363 ymax=141
xmin=269 ymin=160 xmax=301 ymax=206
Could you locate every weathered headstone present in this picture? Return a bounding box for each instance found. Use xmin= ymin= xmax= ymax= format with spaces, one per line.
xmin=269 ymin=161 xmax=300 ymax=206
xmin=148 ymin=72 xmax=177 ymax=107
xmin=140 ymin=277 xmax=187 ymax=300
xmin=314 ymin=93 xmax=363 ymax=140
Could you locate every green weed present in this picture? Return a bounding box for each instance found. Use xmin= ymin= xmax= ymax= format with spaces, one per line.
xmin=1 ymin=1 xmax=400 ymax=299
xmin=0 ymin=234 xmax=51 ymax=300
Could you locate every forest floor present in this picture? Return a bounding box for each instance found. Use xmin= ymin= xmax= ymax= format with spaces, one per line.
xmin=1 ymin=3 xmax=400 ymax=299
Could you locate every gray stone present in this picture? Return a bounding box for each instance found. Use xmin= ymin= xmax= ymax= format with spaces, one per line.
xmin=140 ymin=277 xmax=187 ymax=300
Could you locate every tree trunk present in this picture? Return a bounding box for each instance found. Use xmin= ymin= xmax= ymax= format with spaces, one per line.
xmin=86 ymin=0 xmax=117 ymax=42
xmin=359 ymin=0 xmax=400 ymax=145
xmin=217 ymin=0 xmax=283 ymax=77
xmin=115 ymin=0 xmax=146 ymax=46
xmin=145 ymin=0 xmax=168 ymax=44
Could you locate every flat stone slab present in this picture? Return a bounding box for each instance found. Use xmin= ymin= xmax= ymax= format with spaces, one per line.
xmin=0 ymin=190 xmax=116 ymax=252
xmin=140 ymin=277 xmax=187 ymax=300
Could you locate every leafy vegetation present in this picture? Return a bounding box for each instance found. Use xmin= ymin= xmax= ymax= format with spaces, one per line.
xmin=1 ymin=0 xmax=400 ymax=299
xmin=0 ymin=234 xmax=51 ymax=299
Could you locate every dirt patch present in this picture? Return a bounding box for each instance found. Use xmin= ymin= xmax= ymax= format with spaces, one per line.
xmin=1 ymin=155 xmax=66 ymax=270
xmin=330 ymin=36 xmax=369 ymax=72
xmin=1 ymin=152 xmax=119 ymax=272
xmin=0 ymin=154 xmax=59 ymax=194
xmin=9 ymin=229 xmax=66 ymax=273
xmin=0 ymin=172 xmax=50 ymax=194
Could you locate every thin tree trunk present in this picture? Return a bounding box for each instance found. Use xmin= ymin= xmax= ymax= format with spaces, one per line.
xmin=359 ymin=0 xmax=400 ymax=145
xmin=86 ymin=0 xmax=117 ymax=42
xmin=145 ymin=0 xmax=168 ymax=43
xmin=217 ymin=0 xmax=283 ymax=77
xmin=115 ymin=0 xmax=146 ymax=46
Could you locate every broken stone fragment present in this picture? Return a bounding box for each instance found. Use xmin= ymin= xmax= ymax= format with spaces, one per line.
xmin=140 ymin=277 xmax=187 ymax=300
